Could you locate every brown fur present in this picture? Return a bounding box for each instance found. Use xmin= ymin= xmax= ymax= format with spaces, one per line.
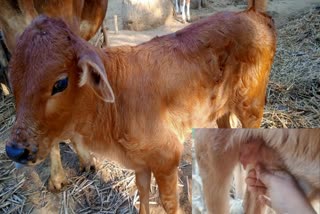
xmin=7 ymin=1 xmax=276 ymax=212
xmin=195 ymin=129 xmax=320 ymax=213
xmin=0 ymin=0 xmax=108 ymax=52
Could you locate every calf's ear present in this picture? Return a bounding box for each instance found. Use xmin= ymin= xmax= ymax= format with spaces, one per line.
xmin=77 ymin=50 xmax=115 ymax=103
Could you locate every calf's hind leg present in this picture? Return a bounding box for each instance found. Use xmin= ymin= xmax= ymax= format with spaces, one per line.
xmin=235 ymin=73 xmax=270 ymax=128
xmin=195 ymin=129 xmax=239 ymax=213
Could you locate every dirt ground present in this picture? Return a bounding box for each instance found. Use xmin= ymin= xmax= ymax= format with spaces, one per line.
xmin=0 ymin=0 xmax=319 ymax=213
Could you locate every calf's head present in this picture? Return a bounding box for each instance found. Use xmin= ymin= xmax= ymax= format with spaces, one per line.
xmin=5 ymin=16 xmax=114 ymax=165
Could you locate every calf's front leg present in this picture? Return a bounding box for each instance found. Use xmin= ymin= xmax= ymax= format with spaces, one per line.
xmin=154 ymin=168 xmax=179 ymax=214
xmin=48 ymin=143 xmax=68 ymax=191
xmin=71 ymin=141 xmax=96 ymax=172
xmin=48 ymin=138 xmax=95 ymax=192
xmin=136 ymin=169 xmax=151 ymax=214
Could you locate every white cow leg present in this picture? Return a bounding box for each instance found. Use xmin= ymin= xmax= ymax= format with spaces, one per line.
xmin=181 ymin=0 xmax=186 ymax=23
xmin=187 ymin=1 xmax=191 ymax=22
xmin=175 ymin=0 xmax=180 ymax=13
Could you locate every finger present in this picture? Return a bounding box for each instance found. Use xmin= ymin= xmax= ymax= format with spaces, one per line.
xmin=256 ymin=165 xmax=272 ymax=186
xmin=258 ymin=195 xmax=272 ymax=208
xmin=247 ymin=169 xmax=257 ymax=179
xmin=245 ymin=177 xmax=265 ymax=187
xmin=247 ymin=186 xmax=267 ymax=195
xmin=254 ymin=179 xmax=266 ymax=187
xmin=246 ymin=177 xmax=257 ymax=186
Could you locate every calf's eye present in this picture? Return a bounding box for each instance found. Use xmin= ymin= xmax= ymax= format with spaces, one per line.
xmin=52 ymin=77 xmax=68 ymax=95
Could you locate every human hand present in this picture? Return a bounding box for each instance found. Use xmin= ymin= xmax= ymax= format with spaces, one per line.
xmin=245 ymin=165 xmax=316 ymax=214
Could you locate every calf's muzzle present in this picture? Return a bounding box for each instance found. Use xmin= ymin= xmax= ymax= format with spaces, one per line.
xmin=5 ymin=142 xmax=34 ymax=164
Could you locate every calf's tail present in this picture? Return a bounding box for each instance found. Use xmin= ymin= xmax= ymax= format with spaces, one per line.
xmin=248 ymin=0 xmax=267 ymax=12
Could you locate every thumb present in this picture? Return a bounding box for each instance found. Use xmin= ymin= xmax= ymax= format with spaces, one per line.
xmin=256 ymin=165 xmax=273 ymax=186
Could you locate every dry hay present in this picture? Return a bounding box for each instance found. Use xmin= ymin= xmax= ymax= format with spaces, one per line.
xmin=261 ymin=6 xmax=320 ymax=128
xmin=0 ymin=141 xmax=191 ymax=214
xmin=0 ymin=145 xmax=137 ymax=214
xmin=0 ymin=95 xmax=15 ymax=142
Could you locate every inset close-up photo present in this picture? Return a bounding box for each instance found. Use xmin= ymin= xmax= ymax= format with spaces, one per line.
xmin=193 ymin=129 xmax=320 ymax=214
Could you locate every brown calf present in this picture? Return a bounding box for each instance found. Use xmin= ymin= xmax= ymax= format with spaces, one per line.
xmin=195 ymin=129 xmax=320 ymax=213
xmin=6 ymin=0 xmax=276 ymax=212
xmin=0 ymin=0 xmax=108 ymax=191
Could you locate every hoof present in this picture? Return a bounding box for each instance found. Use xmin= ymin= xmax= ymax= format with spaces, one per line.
xmin=48 ymin=175 xmax=69 ymax=192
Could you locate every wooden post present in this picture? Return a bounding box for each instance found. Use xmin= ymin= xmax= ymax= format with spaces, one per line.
xmin=102 ymin=23 xmax=109 ymax=47
xmin=114 ymin=15 xmax=119 ymax=34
